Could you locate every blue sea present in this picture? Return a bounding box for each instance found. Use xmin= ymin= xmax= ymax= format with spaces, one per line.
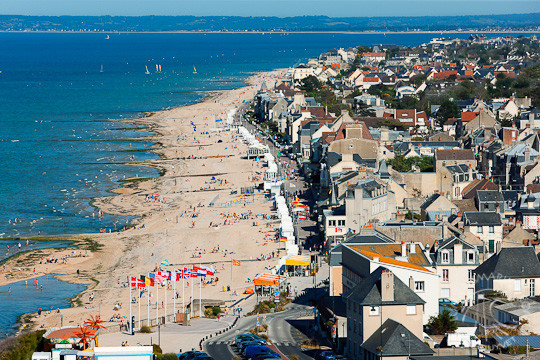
xmin=0 ymin=274 xmax=85 ymax=339
xmin=0 ymin=31 xmax=534 ymax=238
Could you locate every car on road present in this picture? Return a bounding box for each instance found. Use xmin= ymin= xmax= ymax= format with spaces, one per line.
xmin=239 ymin=339 xmax=266 ymax=352
xmin=235 ymin=334 xmax=266 ymax=349
xmin=316 ymin=350 xmax=336 ymax=360
xmin=244 ymin=345 xmax=279 ymax=359
xmin=179 ymin=351 xmax=207 ymax=360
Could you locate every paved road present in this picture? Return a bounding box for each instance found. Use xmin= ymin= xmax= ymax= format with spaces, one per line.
xmin=204 ymin=303 xmax=317 ymax=360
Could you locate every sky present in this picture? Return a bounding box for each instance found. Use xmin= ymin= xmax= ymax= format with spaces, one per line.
xmin=1 ymin=0 xmax=540 ymax=17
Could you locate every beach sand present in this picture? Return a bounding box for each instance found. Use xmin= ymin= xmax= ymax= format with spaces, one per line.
xmin=0 ymin=69 xmax=288 ymax=335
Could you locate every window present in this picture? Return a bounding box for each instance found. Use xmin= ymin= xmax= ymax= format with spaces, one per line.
xmin=477 ymin=226 xmax=483 ymax=234
xmin=489 ymin=226 xmax=494 ymax=233
xmin=443 ymin=269 xmax=449 ymax=282
xmin=338 ymin=220 xmax=345 ymax=226
xmin=442 ymin=251 xmax=449 ymax=264
xmin=515 ymin=279 xmax=522 ymax=292
xmin=468 ymin=270 xmax=475 ymax=282
xmin=407 ymin=305 xmax=417 ymax=315
xmin=329 ymin=220 xmax=336 ymax=227
xmin=415 ymin=281 xmax=425 ymax=292
xmin=530 ymin=279 xmax=536 ymax=297
xmin=369 ymin=306 xmax=379 ymax=316
xmin=467 ymin=251 xmax=475 ymax=264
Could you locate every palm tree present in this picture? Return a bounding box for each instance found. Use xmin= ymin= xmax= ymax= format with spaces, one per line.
xmin=74 ymin=326 xmax=94 ymax=350
xmin=84 ymin=315 xmax=107 ymax=347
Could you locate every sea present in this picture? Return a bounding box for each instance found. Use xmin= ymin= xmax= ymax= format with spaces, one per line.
xmin=0 ymin=31 xmax=536 ymax=339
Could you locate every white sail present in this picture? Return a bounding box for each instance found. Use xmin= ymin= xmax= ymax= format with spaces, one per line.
xmin=193 ymin=66 xmax=197 ymax=74
xmin=145 ymin=66 xmax=150 ymax=74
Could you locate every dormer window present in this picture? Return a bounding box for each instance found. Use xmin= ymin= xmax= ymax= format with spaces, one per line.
xmin=467 ymin=251 xmax=475 ymax=264
xmin=442 ymin=250 xmax=450 ymax=264
xmin=369 ymin=306 xmax=379 ymax=316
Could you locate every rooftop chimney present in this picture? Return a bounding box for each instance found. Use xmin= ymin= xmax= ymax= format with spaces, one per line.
xmin=381 ymin=270 xmax=395 ymax=302
xmin=454 ymin=240 xmax=463 ymax=265
xmin=410 ymin=243 xmax=416 ymax=254
xmin=409 ymin=276 xmax=415 ymax=290
xmin=401 ymin=242 xmax=407 ymax=256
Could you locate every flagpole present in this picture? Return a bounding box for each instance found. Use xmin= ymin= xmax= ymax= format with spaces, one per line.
xmin=147 ymin=289 xmax=150 ymax=327
xmin=129 ymin=279 xmax=132 ymax=334
xmin=139 ymin=276 xmax=142 ymax=330
xmin=173 ymin=272 xmax=176 ymax=322
xmin=165 ymin=278 xmax=168 ymax=325
xmin=199 ymin=263 xmax=202 ymax=318
xmin=190 ymin=272 xmax=193 ymax=318
xmin=182 ymin=268 xmax=185 ymax=314
xmin=156 ymin=280 xmax=159 ymax=326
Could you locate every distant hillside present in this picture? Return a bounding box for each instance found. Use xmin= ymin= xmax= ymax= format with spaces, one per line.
xmin=0 ymin=13 xmax=539 ymax=32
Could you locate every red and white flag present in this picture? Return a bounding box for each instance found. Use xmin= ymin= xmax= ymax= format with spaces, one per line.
xmin=200 ymin=265 xmax=215 ymax=276
xmin=130 ymin=277 xmax=145 ymax=288
xmin=192 ymin=266 xmax=207 ymax=277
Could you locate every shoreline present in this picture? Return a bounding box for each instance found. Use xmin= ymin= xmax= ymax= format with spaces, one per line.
xmin=0 ymin=68 xmax=287 ymax=341
xmin=1 ymin=30 xmax=540 ymax=34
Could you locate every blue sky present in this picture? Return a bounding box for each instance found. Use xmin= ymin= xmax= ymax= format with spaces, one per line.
xmin=1 ymin=0 xmax=539 ymax=17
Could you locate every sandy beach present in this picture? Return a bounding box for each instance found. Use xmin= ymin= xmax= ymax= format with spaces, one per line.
xmin=0 ymin=69 xmax=288 ymax=334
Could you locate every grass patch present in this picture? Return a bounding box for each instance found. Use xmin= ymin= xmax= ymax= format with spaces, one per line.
xmin=120 ymin=177 xmax=152 ymax=183
xmin=80 ymin=238 xmax=103 ymax=253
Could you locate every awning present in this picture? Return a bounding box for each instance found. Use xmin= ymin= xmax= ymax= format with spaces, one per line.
xmin=285 ymin=255 xmax=310 ymax=266
xmin=254 ymin=273 xmax=287 ymax=286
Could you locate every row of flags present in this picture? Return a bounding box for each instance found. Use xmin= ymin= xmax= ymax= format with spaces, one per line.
xmin=129 ymin=266 xmax=215 ymax=288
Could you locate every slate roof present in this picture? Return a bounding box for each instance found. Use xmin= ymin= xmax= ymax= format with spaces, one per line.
xmin=345 ymin=267 xmax=425 ymax=305
xmin=329 ymin=232 xmax=394 ymax=266
xmin=436 ymin=149 xmax=475 ymax=161
xmin=325 ymin=151 xmax=364 ymax=168
xmin=474 ymin=247 xmax=540 ymax=278
xmin=463 ymin=211 xmax=502 ymax=226
xmin=362 ymin=319 xmax=434 ymax=356
xmin=476 ymin=190 xmax=504 ymax=202
xmin=420 ymin=193 xmax=442 ymax=210
xmin=446 ymin=164 xmax=471 ymax=175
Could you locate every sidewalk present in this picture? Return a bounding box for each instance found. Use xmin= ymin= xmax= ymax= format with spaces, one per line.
xmin=99 ymin=315 xmax=237 ymax=353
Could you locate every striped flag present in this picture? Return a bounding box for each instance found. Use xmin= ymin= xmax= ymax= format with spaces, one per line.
xmin=200 ymin=265 xmax=215 ymax=276
xmin=149 ymin=273 xmax=165 ymax=285
xmin=141 ymin=275 xmax=154 ymax=287
xmin=192 ymin=266 xmax=207 ymax=277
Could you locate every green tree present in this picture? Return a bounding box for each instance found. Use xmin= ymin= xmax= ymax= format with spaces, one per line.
xmin=427 ymin=308 xmax=458 ymax=335
xmin=436 ymin=99 xmax=460 ymax=128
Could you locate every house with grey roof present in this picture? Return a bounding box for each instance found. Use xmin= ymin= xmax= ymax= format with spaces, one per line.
xmin=474 ymin=247 xmax=540 ymax=301
xmin=475 ymin=190 xmax=504 ymax=213
xmin=361 ymin=319 xmax=434 ymax=360
xmin=420 ymin=193 xmax=459 ymax=221
xmin=463 ymin=211 xmax=503 ymax=254
xmin=494 ymin=298 xmax=540 ymax=334
xmin=517 ymin=193 xmax=540 ymax=230
xmin=431 ymin=237 xmax=480 ymax=306
xmin=344 ymin=178 xmax=397 ymax=233
xmin=344 ymin=267 xmax=428 ymax=359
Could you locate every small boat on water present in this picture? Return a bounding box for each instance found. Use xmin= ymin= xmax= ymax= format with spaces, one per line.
xmin=105 ymin=35 xmax=110 ymax=40
xmin=193 ymin=66 xmax=197 ymax=74
xmin=100 ymin=65 xmax=103 ymax=73
xmin=145 ymin=66 xmax=150 ymax=74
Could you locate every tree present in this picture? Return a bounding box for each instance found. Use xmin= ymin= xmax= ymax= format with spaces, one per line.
xmin=427 ymin=308 xmax=458 ymax=335
xmin=84 ymin=315 xmax=106 ymax=346
xmin=435 ymin=99 xmax=460 ymax=128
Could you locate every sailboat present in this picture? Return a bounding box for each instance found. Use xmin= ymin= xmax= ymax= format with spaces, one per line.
xmin=105 ymin=35 xmax=110 ymax=40
xmin=145 ymin=66 xmax=150 ymax=75
xmin=158 ymin=64 xmax=162 ymax=73
xmin=155 ymin=64 xmax=159 ymax=73
xmin=100 ymin=65 xmax=103 ymax=73
xmin=193 ymin=66 xmax=197 ymax=74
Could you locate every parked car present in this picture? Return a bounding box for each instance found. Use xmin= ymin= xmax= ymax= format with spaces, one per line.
xmin=244 ymin=345 xmax=279 ymax=359
xmin=439 ymin=298 xmax=458 ymax=306
xmin=179 ymin=351 xmax=207 ymax=360
xmin=316 ymin=350 xmax=336 ymax=360
xmin=239 ymin=340 xmax=266 ymax=352
xmin=235 ymin=334 xmax=264 ymax=348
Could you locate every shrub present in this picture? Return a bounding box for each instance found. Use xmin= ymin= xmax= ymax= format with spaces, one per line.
xmin=290 ymin=355 xmax=299 ymax=360
xmin=212 ymin=306 xmax=222 ymax=316
xmin=161 ymin=353 xmax=179 ymax=360
xmin=204 ymin=308 xmax=213 ymax=318
xmin=152 ymin=344 xmax=163 ymax=355
xmin=139 ymin=325 xmax=152 ymax=333
xmin=0 ymin=330 xmax=45 ymax=360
